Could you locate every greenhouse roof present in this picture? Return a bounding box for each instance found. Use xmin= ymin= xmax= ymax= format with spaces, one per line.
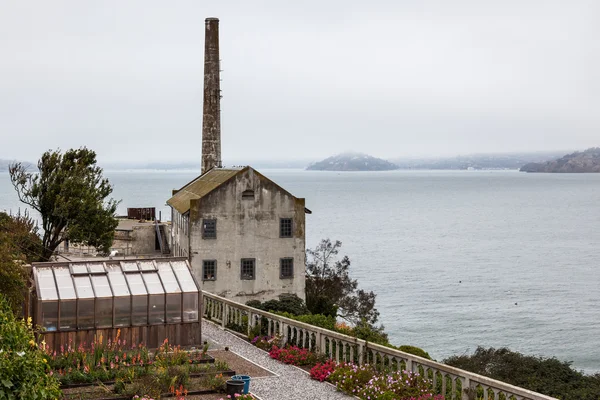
xmin=32 ymin=258 xmax=198 ymax=301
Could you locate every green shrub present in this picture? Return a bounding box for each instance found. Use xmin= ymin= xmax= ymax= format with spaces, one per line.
xmin=444 ymin=346 xmax=600 ymax=400
xmin=0 ymin=295 xmax=61 ymax=400
xmin=246 ymin=294 xmax=309 ymax=316
xmin=276 ymin=312 xmax=337 ymax=331
xmin=397 ymin=345 xmax=432 ymax=360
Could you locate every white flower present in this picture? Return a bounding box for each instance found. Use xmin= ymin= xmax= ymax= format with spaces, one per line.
xmin=16 ymin=351 xmax=25 ymax=357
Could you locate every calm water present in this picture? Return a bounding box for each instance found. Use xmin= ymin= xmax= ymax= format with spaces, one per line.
xmin=2 ymin=169 xmax=599 ymax=373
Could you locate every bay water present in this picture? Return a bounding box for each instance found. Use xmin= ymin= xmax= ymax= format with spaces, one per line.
xmin=1 ymin=169 xmax=599 ymax=373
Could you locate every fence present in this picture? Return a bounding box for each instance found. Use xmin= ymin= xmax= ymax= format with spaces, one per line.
xmin=202 ymin=291 xmax=557 ymax=400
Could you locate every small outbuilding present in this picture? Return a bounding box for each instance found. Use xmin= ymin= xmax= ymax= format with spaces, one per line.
xmin=32 ymin=257 xmax=200 ymax=352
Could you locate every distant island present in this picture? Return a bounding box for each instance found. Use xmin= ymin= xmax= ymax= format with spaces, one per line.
xmin=0 ymin=159 xmax=34 ymax=172
xmin=307 ymin=153 xmax=399 ymax=171
xmin=520 ymin=148 xmax=600 ymax=173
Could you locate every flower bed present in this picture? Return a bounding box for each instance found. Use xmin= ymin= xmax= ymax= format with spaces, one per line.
xmin=310 ymin=361 xmax=445 ymax=400
xmin=269 ymin=345 xmax=323 ymax=366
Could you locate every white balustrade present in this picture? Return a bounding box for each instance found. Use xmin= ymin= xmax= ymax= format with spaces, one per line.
xmin=201 ymin=291 xmax=557 ymax=400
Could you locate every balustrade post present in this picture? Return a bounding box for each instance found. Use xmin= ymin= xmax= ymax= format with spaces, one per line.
xmin=221 ymin=304 xmax=228 ymax=328
xmin=358 ymin=343 xmax=364 ymax=365
xmin=247 ymin=312 xmax=253 ymax=337
xmin=461 ymin=377 xmax=470 ymax=400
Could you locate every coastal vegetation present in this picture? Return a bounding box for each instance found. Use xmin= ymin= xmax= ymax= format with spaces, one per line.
xmin=444 ymin=347 xmax=600 ymax=400
xmin=9 ymin=147 xmax=120 ymax=260
xmin=0 ymin=211 xmax=42 ymax=315
xmin=520 ymin=147 xmax=600 ymax=173
xmin=0 ymin=294 xmax=62 ymax=400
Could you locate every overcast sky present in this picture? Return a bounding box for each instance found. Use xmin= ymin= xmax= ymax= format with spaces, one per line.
xmin=1 ymin=0 xmax=599 ymax=165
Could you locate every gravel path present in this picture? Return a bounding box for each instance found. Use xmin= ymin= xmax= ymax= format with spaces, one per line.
xmin=202 ymin=320 xmax=353 ymax=400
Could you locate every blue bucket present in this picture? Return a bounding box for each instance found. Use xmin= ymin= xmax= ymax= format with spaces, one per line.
xmin=231 ymin=375 xmax=251 ymax=394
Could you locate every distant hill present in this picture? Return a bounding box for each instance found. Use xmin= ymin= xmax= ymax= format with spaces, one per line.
xmin=307 ymin=153 xmax=399 ymax=171
xmin=389 ymin=151 xmax=569 ymax=170
xmin=520 ymin=148 xmax=600 ymax=173
xmin=0 ymin=159 xmax=34 ymax=172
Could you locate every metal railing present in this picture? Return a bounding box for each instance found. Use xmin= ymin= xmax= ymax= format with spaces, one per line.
xmin=202 ymin=291 xmax=557 ymax=400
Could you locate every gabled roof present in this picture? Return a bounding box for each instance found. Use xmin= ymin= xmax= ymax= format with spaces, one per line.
xmin=167 ymin=167 xmax=246 ymax=214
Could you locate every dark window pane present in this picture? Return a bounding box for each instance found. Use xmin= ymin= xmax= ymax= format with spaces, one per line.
xmin=202 ymin=219 xmax=217 ymax=239
xmin=132 ymin=295 xmax=148 ymax=325
xmin=41 ymin=301 xmax=58 ymax=332
xmin=242 ymin=190 xmax=254 ymax=200
xmin=59 ymin=300 xmax=76 ymax=330
xmin=166 ymin=293 xmax=182 ymax=323
xmin=280 ymin=218 xmax=293 ymax=238
xmin=78 ymin=299 xmax=94 ymax=329
xmin=114 ymin=297 xmax=131 ymax=327
xmin=203 ymin=260 xmax=216 ymax=281
xmin=241 ymin=259 xmax=255 ymax=280
xmin=95 ymin=298 xmax=113 ymax=328
xmin=280 ymin=258 xmax=294 ymax=278
xmin=149 ymin=294 xmax=165 ymax=324
xmin=182 ymin=293 xmax=198 ymax=322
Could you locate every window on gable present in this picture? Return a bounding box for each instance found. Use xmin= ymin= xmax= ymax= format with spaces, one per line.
xmin=242 ymin=190 xmax=255 ymax=200
xmin=202 ymin=219 xmax=216 ymax=239
xmin=202 ymin=260 xmax=216 ymax=281
xmin=280 ymin=258 xmax=293 ymax=279
xmin=241 ymin=258 xmax=255 ymax=280
xmin=280 ymin=218 xmax=293 ymax=238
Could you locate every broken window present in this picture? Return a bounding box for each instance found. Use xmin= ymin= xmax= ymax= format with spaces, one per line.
xmin=280 ymin=218 xmax=293 ymax=238
xmin=202 ymin=219 xmax=216 ymax=239
xmin=241 ymin=258 xmax=255 ymax=280
xmin=203 ymin=260 xmax=217 ymax=281
xmin=280 ymin=258 xmax=294 ymax=279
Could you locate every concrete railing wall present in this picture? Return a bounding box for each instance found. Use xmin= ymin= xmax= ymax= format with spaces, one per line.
xmin=202 ymin=291 xmax=557 ymax=400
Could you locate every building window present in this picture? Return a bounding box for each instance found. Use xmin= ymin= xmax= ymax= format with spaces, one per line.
xmin=280 ymin=258 xmax=293 ymax=279
xmin=202 ymin=219 xmax=216 ymax=239
xmin=202 ymin=260 xmax=216 ymax=281
xmin=242 ymin=190 xmax=255 ymax=200
xmin=280 ymin=218 xmax=293 ymax=238
xmin=241 ymin=258 xmax=255 ymax=280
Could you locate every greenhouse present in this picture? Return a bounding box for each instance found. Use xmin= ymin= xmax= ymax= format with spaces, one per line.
xmin=32 ymin=257 xmax=201 ymax=351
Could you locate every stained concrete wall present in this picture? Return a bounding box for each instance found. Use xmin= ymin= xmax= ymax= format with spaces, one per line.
xmin=180 ymin=168 xmax=305 ymax=304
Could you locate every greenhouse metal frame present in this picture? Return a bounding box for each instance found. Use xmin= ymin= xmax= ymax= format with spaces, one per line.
xmin=32 ymin=257 xmax=201 ymax=351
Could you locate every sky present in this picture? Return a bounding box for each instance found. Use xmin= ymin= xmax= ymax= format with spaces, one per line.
xmin=0 ymin=0 xmax=599 ymax=165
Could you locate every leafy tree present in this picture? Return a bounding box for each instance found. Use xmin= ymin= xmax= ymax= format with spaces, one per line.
xmin=9 ymin=148 xmax=119 ymax=261
xmin=305 ymin=239 xmax=381 ymax=326
xmin=0 ymin=211 xmax=43 ymax=315
xmin=444 ymin=346 xmax=600 ymax=400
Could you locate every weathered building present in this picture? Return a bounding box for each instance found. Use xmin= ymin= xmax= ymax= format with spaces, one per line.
xmin=166 ymin=17 xmax=309 ymax=304
xmin=167 ymin=167 xmax=309 ymax=304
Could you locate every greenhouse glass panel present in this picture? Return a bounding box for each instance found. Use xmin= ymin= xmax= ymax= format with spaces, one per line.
xmin=87 ymin=263 xmax=105 ymax=274
xmin=37 ymin=268 xmax=58 ymax=300
xmin=71 ymin=264 xmax=88 ymax=274
xmin=132 ymin=295 xmax=148 ymax=325
xmin=142 ymin=273 xmax=164 ymax=295
xmin=125 ymin=273 xmax=147 ymax=295
xmin=171 ymin=261 xmax=197 ymax=292
xmin=54 ymin=267 xmax=76 ymax=300
xmin=166 ymin=293 xmax=182 ymax=323
xmin=78 ymin=299 xmax=94 ymax=329
xmin=59 ymin=300 xmax=76 ymax=330
xmin=91 ymin=275 xmax=112 ymax=298
xmin=95 ymin=298 xmax=113 ymax=328
xmin=138 ymin=260 xmax=156 ymax=271
xmin=149 ymin=294 xmax=165 ymax=324
xmin=74 ymin=276 xmax=95 ymax=298
xmin=106 ymin=265 xmax=130 ymax=296
xmin=157 ymin=262 xmax=181 ymax=293
xmin=41 ymin=301 xmax=58 ymax=331
xmin=121 ymin=261 xmax=138 ymax=272
xmin=182 ymin=293 xmax=198 ymax=322
xmin=114 ymin=297 xmax=131 ymax=327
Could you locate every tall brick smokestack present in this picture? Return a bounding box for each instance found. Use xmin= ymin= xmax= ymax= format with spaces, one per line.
xmin=201 ymin=17 xmax=221 ymax=174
